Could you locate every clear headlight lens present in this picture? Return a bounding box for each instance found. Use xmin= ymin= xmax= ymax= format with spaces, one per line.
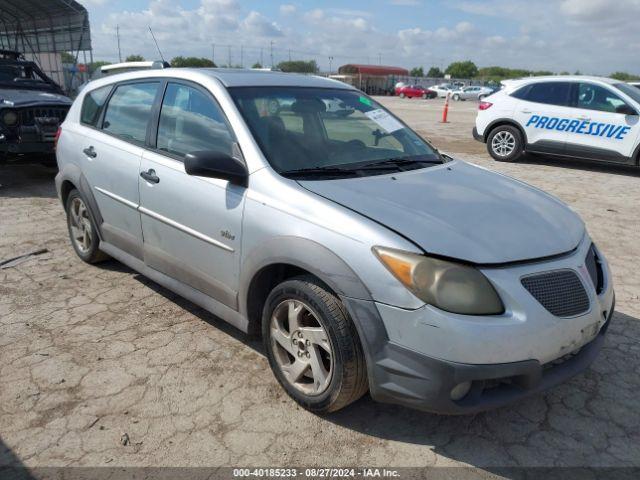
xmin=373 ymin=246 xmax=504 ymax=315
xmin=3 ymin=110 xmax=17 ymax=126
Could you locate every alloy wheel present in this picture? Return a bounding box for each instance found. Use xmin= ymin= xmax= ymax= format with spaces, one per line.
xmin=491 ymin=131 xmax=516 ymax=157
xmin=270 ymin=299 xmax=333 ymax=396
xmin=68 ymin=197 xmax=93 ymax=254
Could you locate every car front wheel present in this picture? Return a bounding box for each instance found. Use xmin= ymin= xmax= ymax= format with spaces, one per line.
xmin=399 ymin=92 xmax=405 ymax=98
xmin=262 ymin=275 xmax=368 ymax=413
xmin=453 ymin=93 xmax=461 ymax=101
xmin=487 ymin=125 xmax=524 ymax=162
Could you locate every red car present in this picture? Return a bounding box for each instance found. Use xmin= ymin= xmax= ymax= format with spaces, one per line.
xmin=395 ymin=84 xmax=437 ymax=99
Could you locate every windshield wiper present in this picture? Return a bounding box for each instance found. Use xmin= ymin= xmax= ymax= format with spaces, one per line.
xmin=353 ymin=157 xmax=442 ymax=170
xmin=281 ymin=166 xmax=361 ymax=178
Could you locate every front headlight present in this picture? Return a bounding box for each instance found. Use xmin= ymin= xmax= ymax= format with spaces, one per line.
xmin=3 ymin=110 xmax=17 ymax=126
xmin=373 ymin=246 xmax=504 ymax=315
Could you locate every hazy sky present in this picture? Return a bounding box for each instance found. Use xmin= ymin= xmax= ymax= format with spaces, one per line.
xmin=82 ymin=0 xmax=640 ymax=75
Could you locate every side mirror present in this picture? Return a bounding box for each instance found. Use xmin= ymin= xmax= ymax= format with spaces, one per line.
xmin=616 ymin=104 xmax=637 ymax=116
xmin=184 ymin=150 xmax=248 ymax=187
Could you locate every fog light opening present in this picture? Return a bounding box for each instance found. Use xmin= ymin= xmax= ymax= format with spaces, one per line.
xmin=450 ymin=381 xmax=472 ymax=401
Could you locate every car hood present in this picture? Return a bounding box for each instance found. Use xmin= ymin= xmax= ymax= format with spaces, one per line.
xmin=0 ymin=88 xmax=71 ymax=107
xmin=298 ymin=161 xmax=585 ymax=264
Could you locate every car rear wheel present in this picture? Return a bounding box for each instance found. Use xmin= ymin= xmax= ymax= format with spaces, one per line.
xmin=453 ymin=93 xmax=461 ymax=101
xmin=262 ymin=275 xmax=368 ymax=413
xmin=487 ymin=125 xmax=524 ymax=162
xmin=65 ymin=189 xmax=108 ymax=263
xmin=399 ymin=92 xmax=405 ymax=98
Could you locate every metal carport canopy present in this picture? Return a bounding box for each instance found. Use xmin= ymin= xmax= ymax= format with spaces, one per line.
xmin=0 ymin=0 xmax=91 ymax=53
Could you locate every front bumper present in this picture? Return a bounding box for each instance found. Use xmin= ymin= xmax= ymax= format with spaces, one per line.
xmin=375 ymin=301 xmax=611 ymax=414
xmin=344 ymin=236 xmax=615 ymax=414
xmin=345 ymin=294 xmax=613 ymax=415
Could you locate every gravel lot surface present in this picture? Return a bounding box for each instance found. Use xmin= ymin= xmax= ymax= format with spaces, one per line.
xmin=1 ymin=97 xmax=639 ymax=473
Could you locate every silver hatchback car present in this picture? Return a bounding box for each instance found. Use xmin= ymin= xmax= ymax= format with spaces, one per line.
xmin=56 ymin=69 xmax=615 ymax=414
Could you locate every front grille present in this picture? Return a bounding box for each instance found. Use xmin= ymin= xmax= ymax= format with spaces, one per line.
xmin=585 ymin=244 xmax=604 ymax=294
xmin=18 ymin=106 xmax=68 ymax=126
xmin=521 ymin=270 xmax=590 ymax=317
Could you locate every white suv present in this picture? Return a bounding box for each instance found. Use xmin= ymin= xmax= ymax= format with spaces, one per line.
xmin=473 ymin=76 xmax=640 ymax=165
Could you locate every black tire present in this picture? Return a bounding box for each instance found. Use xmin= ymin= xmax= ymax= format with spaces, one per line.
xmin=421 ymin=93 xmax=427 ymax=99
xmin=65 ymin=189 xmax=108 ymax=264
xmin=486 ymin=124 xmax=524 ymax=162
xmin=262 ymin=275 xmax=368 ymax=413
xmin=453 ymin=93 xmax=461 ymax=101
xmin=399 ymin=92 xmax=405 ymax=98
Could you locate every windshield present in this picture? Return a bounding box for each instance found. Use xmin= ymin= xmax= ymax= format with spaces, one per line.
xmin=230 ymin=87 xmax=440 ymax=178
xmin=614 ymin=83 xmax=640 ymax=105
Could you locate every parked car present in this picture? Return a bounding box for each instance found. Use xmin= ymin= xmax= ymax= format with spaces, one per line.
xmin=451 ymin=85 xmax=495 ymax=101
xmin=0 ymin=50 xmax=71 ymax=162
xmin=395 ymin=84 xmax=437 ymax=99
xmin=474 ymin=75 xmax=640 ymax=165
xmin=628 ymin=81 xmax=640 ymax=90
xmin=56 ymin=69 xmax=614 ymax=414
xmin=429 ymin=83 xmax=455 ymax=98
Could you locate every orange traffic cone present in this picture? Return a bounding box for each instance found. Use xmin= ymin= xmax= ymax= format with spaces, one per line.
xmin=441 ymin=92 xmax=450 ymax=123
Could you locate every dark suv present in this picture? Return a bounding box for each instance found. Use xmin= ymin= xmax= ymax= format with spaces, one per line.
xmin=0 ymin=50 xmax=71 ymax=162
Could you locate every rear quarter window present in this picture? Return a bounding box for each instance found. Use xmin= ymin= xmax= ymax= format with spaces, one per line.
xmin=80 ymin=85 xmax=111 ymax=127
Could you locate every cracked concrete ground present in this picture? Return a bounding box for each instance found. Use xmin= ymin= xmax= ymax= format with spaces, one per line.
xmin=1 ymin=98 xmax=639 ymax=472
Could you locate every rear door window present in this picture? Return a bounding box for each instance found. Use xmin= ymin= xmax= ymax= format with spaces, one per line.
xmin=80 ymin=85 xmax=111 ymax=127
xmin=512 ymin=82 xmax=572 ymax=107
xmin=102 ymin=82 xmax=160 ymax=144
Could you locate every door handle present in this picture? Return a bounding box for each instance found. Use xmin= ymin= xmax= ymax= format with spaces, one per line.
xmin=521 ymin=109 xmax=532 ymax=114
xmin=83 ymin=146 xmax=97 ymax=158
xmin=577 ymin=116 xmax=591 ymax=122
xmin=140 ymin=169 xmax=160 ymax=184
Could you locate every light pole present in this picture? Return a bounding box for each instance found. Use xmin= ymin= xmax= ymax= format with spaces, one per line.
xmin=116 ymin=25 xmax=122 ymax=62
xmin=328 ymin=56 xmax=333 ymax=75
xmin=270 ymin=40 xmax=274 ymax=68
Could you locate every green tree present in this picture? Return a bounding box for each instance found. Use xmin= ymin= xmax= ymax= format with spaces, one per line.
xmin=61 ymin=52 xmax=76 ymax=64
xmin=170 ymin=56 xmax=216 ymax=68
xmin=477 ymin=66 xmax=555 ymax=83
xmin=125 ymin=54 xmax=145 ymax=62
xmin=89 ymin=61 xmax=111 ymax=74
xmin=252 ymin=62 xmax=263 ymax=69
xmin=610 ymin=71 xmax=640 ymax=81
xmin=410 ymin=66 xmax=424 ymax=77
xmin=276 ymin=60 xmax=318 ymax=73
xmin=427 ymin=66 xmax=443 ymax=78
xmin=445 ymin=60 xmax=478 ymax=79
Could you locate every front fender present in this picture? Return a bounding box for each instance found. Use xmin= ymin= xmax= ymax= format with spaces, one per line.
xmin=238 ymin=236 xmax=373 ymax=318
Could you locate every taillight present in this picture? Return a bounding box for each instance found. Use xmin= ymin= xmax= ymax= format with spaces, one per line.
xmin=54 ymin=127 xmax=61 ymax=150
xmin=478 ymin=102 xmax=493 ymax=111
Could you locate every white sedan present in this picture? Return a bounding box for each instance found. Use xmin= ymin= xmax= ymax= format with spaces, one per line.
xmin=429 ymin=84 xmax=455 ymax=98
xmin=452 ymin=86 xmax=495 ymax=101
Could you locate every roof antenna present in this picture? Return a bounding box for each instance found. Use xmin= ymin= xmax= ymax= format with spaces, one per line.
xmin=148 ymin=26 xmax=165 ymax=62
